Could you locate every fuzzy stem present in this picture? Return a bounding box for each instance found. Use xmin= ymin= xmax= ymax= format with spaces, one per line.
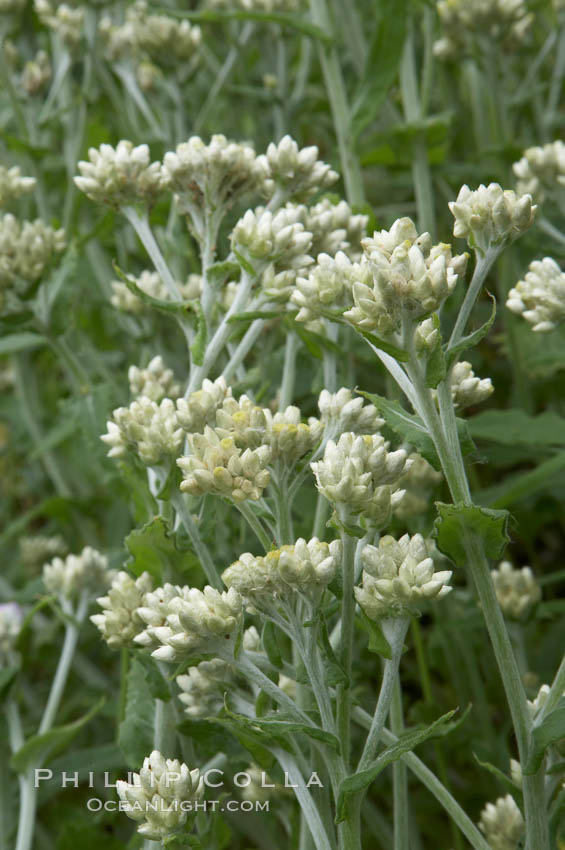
xmin=222 ymin=318 xmax=265 ymax=382
xmin=279 ymin=331 xmax=299 ymax=410
xmin=171 ymin=492 xmax=222 ymax=589
xmin=390 ymin=677 xmax=409 ymax=850
xmin=336 ymin=513 xmax=357 ymax=771
xmin=122 ymin=207 xmax=182 ymax=302
xmin=236 ymin=502 xmax=273 ymax=551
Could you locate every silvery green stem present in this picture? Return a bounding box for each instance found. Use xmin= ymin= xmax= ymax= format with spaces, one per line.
xmin=309 ymin=0 xmax=364 ymax=206
xmin=322 ymin=321 xmax=338 ymax=393
xmin=122 ymin=206 xmax=183 ymax=302
xmin=279 ymin=331 xmax=299 ymax=410
xmin=186 ymin=268 xmax=256 ymax=395
xmin=223 ymin=318 xmax=264 ymax=382
xmin=447 ymin=248 xmax=500 ymax=351
xmin=39 ymin=592 xmax=89 ymax=734
xmin=336 ymin=510 xmax=357 ymax=770
xmin=352 ymin=707 xmax=491 ymax=850
xmin=170 ymin=492 xmax=221 ymax=589
xmin=14 ymin=771 xmax=36 ymax=850
xmin=234 ymin=653 xmax=311 ymax=723
xmin=538 ymin=216 xmax=565 ymax=247
xmin=200 ymin=208 xmax=222 ymax=324
xmin=236 ymin=501 xmax=273 ymax=551
xmin=390 ymin=677 xmax=409 ymax=850
xmin=273 ymin=748 xmax=334 ymax=850
xmin=358 ymin=617 xmax=409 ymax=771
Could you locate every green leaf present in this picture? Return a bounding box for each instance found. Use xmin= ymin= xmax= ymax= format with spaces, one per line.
xmin=262 ymin=620 xmax=283 ymax=670
xmin=190 ymin=300 xmax=208 ymax=366
xmin=327 ymin=510 xmax=367 ymax=540
xmin=351 ymin=0 xmax=408 ymax=138
xmin=223 ymin=706 xmax=340 ymax=752
xmin=227 ymin=309 xmax=282 ymax=324
xmin=118 ymin=658 xmax=155 ymax=769
xmin=468 ymin=409 xmax=565 ymax=448
xmin=360 ymin=392 xmax=440 ymax=469
xmin=336 ymin=709 xmax=460 ymax=822
xmin=525 ymin=703 xmax=565 ymax=774
xmin=233 ymin=249 xmax=256 ymax=277
xmin=0 ymin=666 xmax=18 ymax=700
xmin=157 ymin=8 xmax=332 ymax=43
xmin=112 ymin=261 xmax=195 ymax=315
xmin=357 ymin=610 xmax=392 ymax=660
xmin=206 ymin=260 xmax=241 ymax=284
xmin=0 ymin=332 xmax=47 ymax=355
xmin=176 ymin=718 xmax=246 ymax=761
xmin=434 ymin=502 xmax=511 ymax=566
xmin=446 ymin=294 xmax=496 ymax=367
xmin=11 ymin=697 xmax=106 ymax=773
xmin=287 ymin=321 xmax=342 ymax=360
xmin=473 ymin=754 xmax=523 ymax=800
xmin=125 ymin=516 xmax=182 ymax=584
xmin=359 ymin=329 xmax=410 ymax=362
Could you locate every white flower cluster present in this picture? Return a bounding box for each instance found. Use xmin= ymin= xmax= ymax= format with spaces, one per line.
xmin=449 ymin=361 xmax=493 ymax=408
xmin=305 ymin=198 xmax=368 ymax=260
xmin=293 ymin=251 xmax=363 ymax=325
xmin=177 ymin=427 xmax=271 ymax=502
xmin=101 ymin=397 xmax=183 ymax=467
xmin=21 ymin=51 xmax=52 ymax=96
xmin=264 ymin=406 xmax=324 ymax=462
xmin=99 ymin=1 xmax=201 ymax=66
xmin=90 ymin=570 xmax=154 ymax=649
xmin=129 ymin=356 xmax=180 ymax=402
xmin=258 ymin=135 xmax=338 ymax=201
xmin=117 ymin=750 xmax=204 ymax=841
xmin=318 ymin=388 xmax=384 ymax=439
xmin=395 ymin=453 xmax=443 ymax=520
xmin=449 ymin=184 xmax=536 ymax=255
xmin=491 ymin=561 xmax=541 ymax=620
xmin=231 ymin=207 xmax=313 ymax=274
xmin=176 ymin=377 xmax=231 ymax=433
xmin=0 ymin=166 xmax=36 ymax=207
xmin=355 ymin=534 xmax=452 ymax=620
xmin=0 ymin=602 xmax=23 ymax=666
xmin=19 ymin=534 xmax=67 ymax=569
xmin=176 ymin=658 xmax=234 ymax=717
xmin=513 ymin=140 xmax=565 ymax=204
xmin=346 ymin=218 xmax=468 ymax=333
xmin=75 ymin=141 xmax=166 ymax=208
xmin=0 ymin=214 xmax=65 ymax=286
xmin=222 ymin=537 xmax=341 ymax=600
xmin=34 ymin=0 xmax=84 ymax=48
xmin=43 ymin=547 xmax=114 ymax=601
xmin=506 ymin=257 xmax=565 ymax=332
xmin=214 ymin=394 xmax=267 ymax=448
xmin=162 ymin=135 xmax=266 ymax=230
xmin=311 ymin=433 xmax=410 ymax=528
xmin=434 ymin=0 xmax=532 ymax=60
xmin=111 ymin=271 xmax=201 ymax=314
xmin=135 ymin=585 xmax=243 ymax=663
xmin=478 ymin=794 xmax=525 ymax=850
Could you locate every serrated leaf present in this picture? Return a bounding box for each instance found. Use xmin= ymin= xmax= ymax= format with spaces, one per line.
xmin=525 ymin=702 xmax=565 ymax=774
xmin=190 ymin=300 xmax=207 ymax=366
xmin=351 ymin=0 xmax=408 ymax=138
xmin=118 ymin=658 xmax=155 ymax=769
xmin=11 ymin=697 xmax=106 ymax=773
xmin=336 ymin=709 xmax=460 ymax=822
xmin=434 ymin=502 xmax=511 ymax=566
xmin=446 ymin=294 xmax=496 ymax=367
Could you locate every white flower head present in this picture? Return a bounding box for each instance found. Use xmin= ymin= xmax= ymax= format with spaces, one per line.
xmin=491 ymin=561 xmax=541 ymax=620
xmin=318 ymin=388 xmax=384 ymax=437
xmin=259 ymin=135 xmax=338 ymax=201
xmin=176 ymin=377 xmax=232 ymax=434
xmin=0 ymin=602 xmax=23 ymax=666
xmin=478 ymin=794 xmax=525 ymax=850
xmin=292 ymin=251 xmax=360 ymax=324
xmin=450 ymin=361 xmax=493 ymax=408
xmin=0 ymin=214 xmax=65 ymax=286
xmin=91 ymin=571 xmax=154 ymax=649
xmin=507 ymin=257 xmax=565 ymax=332
xmin=264 ymin=405 xmax=324 ymax=462
xmin=75 ymin=141 xmax=166 ymax=209
xmin=355 ymin=534 xmax=452 ymax=619
xmin=116 ymin=749 xmax=204 ymax=840
xmin=513 ymin=140 xmax=565 ymax=203
xmin=232 ymin=207 xmax=313 ymax=273
xmin=43 ymin=547 xmax=114 ymax=602
xmin=128 ymin=356 xmax=180 ymax=402
xmin=101 ymin=397 xmax=183 ymax=467
xmin=0 ymin=166 xmax=36 ymax=207
xmin=449 ymin=183 xmax=536 ymax=255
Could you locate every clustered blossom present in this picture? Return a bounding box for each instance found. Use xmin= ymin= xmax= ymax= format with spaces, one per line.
xmin=478 ymin=794 xmax=525 ymax=850
xmin=90 ymin=570 xmax=154 ymax=649
xmin=135 ymin=584 xmax=243 ymax=663
xmin=176 ymin=377 xmax=231 ymax=433
xmin=293 ymin=251 xmax=362 ymax=325
xmin=34 ymin=0 xmax=84 ymax=47
xmin=43 ymin=547 xmax=114 ymax=601
xmin=177 ymin=427 xmax=271 ymax=502
xmin=128 ymin=356 xmax=180 ymax=402
xmin=101 ymin=397 xmax=183 ymax=467
xmin=99 ymin=2 xmax=201 ymax=66
xmin=111 ymin=271 xmax=201 ymax=314
xmin=258 ymin=135 xmax=338 ymax=201
xmin=214 ymin=394 xmax=267 ymax=448
xmin=0 ymin=602 xmax=23 ymax=666
xmin=0 ymin=166 xmax=36 ymax=206
xmin=395 ymin=453 xmax=443 ymax=520
xmin=231 ymin=207 xmax=313 ymax=275
xmin=264 ymin=406 xmax=323 ymax=462
xmin=176 ymin=658 xmax=234 ymax=717
xmin=513 ymin=140 xmax=565 ymax=204
xmin=0 ymin=214 xmax=65 ymax=286
xmin=506 ymin=257 xmax=565 ymax=332
xmin=355 ymin=534 xmax=452 ymax=619
xmin=345 ymin=218 xmax=468 ymax=334
xmin=311 ymin=433 xmax=410 ymax=528
xmin=222 ymin=537 xmax=341 ymax=600
xmin=75 ymin=141 xmax=166 ymax=208
xmin=162 ymin=135 xmax=266 ymax=229
xmin=305 ymin=199 xmax=368 ymax=259
xmin=449 ymin=361 xmax=493 ymax=408
xmin=19 ymin=534 xmax=67 ymax=570
xmin=434 ymin=0 xmax=532 ymax=60
xmin=21 ymin=51 xmax=52 ymax=96
xmin=449 ymin=184 xmax=536 ymax=255
xmin=117 ymin=750 xmax=204 ymax=841
xmin=491 ymin=561 xmax=541 ymax=620
xmin=318 ymin=388 xmax=384 ymax=438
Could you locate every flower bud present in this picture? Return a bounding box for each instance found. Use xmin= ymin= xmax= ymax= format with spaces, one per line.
xmin=43 ymin=547 xmax=114 ymax=602
xmin=507 ymin=257 xmax=565 ymax=332
xmin=75 ymin=141 xmax=166 ymax=209
xmin=0 ymin=602 xmax=23 ymax=666
xmin=318 ymin=388 xmax=384 ymax=437
xmin=129 ymin=356 xmax=180 ymax=402
xmin=91 ymin=571 xmax=153 ymax=649
xmin=0 ymin=166 xmax=36 ymax=206
xmin=101 ymin=397 xmax=183 ymax=467
xmin=478 ymin=795 xmax=525 ymax=850
xmin=450 ymin=361 xmax=493 ymax=408
xmin=449 ymin=183 xmax=536 ymax=255
xmin=258 ymin=135 xmax=338 ymax=201
xmin=513 ymin=140 xmax=565 ymax=204
xmin=0 ymin=214 xmax=65 ymax=286
xmin=491 ymin=561 xmax=541 ymax=620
